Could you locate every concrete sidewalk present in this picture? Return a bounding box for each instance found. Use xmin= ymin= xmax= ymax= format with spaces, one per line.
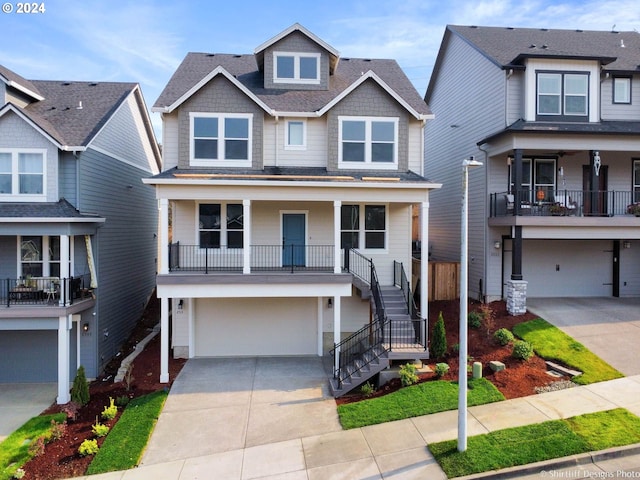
xmin=65 ymin=374 xmax=640 ymax=480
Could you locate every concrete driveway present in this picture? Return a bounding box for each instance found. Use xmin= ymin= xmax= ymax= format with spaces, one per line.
xmin=527 ymin=297 xmax=640 ymax=376
xmin=0 ymin=383 xmax=56 ymax=441
xmin=141 ymin=356 xmax=342 ymax=466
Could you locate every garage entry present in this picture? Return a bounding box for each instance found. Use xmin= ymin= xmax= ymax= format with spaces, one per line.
xmin=504 ymin=239 xmax=612 ymax=297
xmin=0 ymin=330 xmax=58 ymax=382
xmin=194 ymin=297 xmax=318 ymax=357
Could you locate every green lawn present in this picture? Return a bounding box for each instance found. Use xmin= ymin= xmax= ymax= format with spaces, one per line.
xmin=513 ymin=318 xmax=623 ymax=384
xmin=0 ymin=413 xmax=66 ymax=480
xmin=338 ymin=378 xmax=504 ymax=429
xmin=429 ymin=408 xmax=640 ymax=478
xmin=87 ymin=390 xmax=168 ymax=474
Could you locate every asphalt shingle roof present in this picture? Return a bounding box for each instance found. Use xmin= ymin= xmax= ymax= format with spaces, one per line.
xmin=448 ymin=25 xmax=640 ymax=71
xmin=154 ymin=49 xmax=430 ymax=116
xmin=0 ymin=198 xmax=103 ymax=219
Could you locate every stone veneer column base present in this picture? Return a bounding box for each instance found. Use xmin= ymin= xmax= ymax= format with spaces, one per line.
xmin=506 ymin=280 xmax=528 ymax=315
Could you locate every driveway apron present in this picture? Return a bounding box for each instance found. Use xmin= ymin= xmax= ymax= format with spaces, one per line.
xmin=140 ymin=356 xmax=342 ymax=466
xmin=0 ymin=383 xmax=56 ymax=441
xmin=526 ymin=297 xmax=640 ymax=376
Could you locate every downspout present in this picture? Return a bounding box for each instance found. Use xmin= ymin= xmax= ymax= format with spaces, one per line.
xmin=505 ymin=69 xmax=513 ymax=127
xmin=73 ymin=151 xmax=81 ymax=210
xmin=420 ymin=119 xmax=426 ymax=177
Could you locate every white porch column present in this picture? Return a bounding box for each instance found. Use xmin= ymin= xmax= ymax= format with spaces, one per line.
xmin=56 ymin=314 xmax=71 ymax=404
xmin=333 ymin=295 xmax=341 ymax=373
xmin=243 ymin=199 xmax=251 ymax=274
xmin=420 ymin=201 xmax=429 ymax=345
xmin=159 ymin=199 xmax=169 ymax=275
xmin=59 ymin=235 xmax=70 ymax=306
xmin=160 ymin=296 xmax=169 ymax=383
xmin=333 ymin=200 xmax=341 ymax=274
xmin=317 ymin=297 xmax=323 ymax=356
xmin=188 ymin=298 xmax=195 ymax=358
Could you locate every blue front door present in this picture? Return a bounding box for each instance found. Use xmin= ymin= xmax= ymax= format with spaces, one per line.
xmin=282 ymin=213 xmax=305 ymax=267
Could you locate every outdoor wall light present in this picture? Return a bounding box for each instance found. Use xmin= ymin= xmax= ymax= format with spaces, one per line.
xmin=82 ymin=322 xmax=89 ymax=332
xmin=494 ymin=241 xmax=501 ymax=249
xmin=327 ymin=298 xmax=333 ymax=308
xmin=178 ymin=299 xmax=184 ymax=310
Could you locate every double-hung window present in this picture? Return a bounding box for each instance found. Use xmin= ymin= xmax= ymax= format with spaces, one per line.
xmin=509 ymin=157 xmax=556 ymax=203
xmin=340 ymin=204 xmax=386 ymax=250
xmin=191 ymin=114 xmax=251 ymax=166
xmin=613 ymin=77 xmax=631 ymax=104
xmin=633 ymin=160 xmax=640 ymax=202
xmin=274 ymin=52 xmax=320 ymax=84
xmin=537 ymin=72 xmax=588 ymax=120
xmin=198 ymin=203 xmax=243 ymax=249
xmin=339 ymin=117 xmax=398 ymax=169
xmin=0 ymin=150 xmax=45 ymax=199
xmin=19 ymin=235 xmax=65 ymax=277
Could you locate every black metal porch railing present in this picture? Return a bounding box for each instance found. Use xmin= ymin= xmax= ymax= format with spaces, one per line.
xmin=393 ymin=260 xmax=419 ymax=320
xmin=168 ymin=243 xmax=334 ymax=273
xmin=345 ymin=248 xmax=373 ymax=284
xmin=2 ymin=274 xmax=93 ymax=308
xmin=491 ymin=189 xmax=639 ymax=217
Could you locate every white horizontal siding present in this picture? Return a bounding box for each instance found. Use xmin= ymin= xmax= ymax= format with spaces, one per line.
xmin=263 ymin=117 xmax=328 ymax=167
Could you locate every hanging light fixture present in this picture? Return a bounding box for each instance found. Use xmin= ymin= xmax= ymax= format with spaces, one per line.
xmin=593 ymin=151 xmax=601 ymax=176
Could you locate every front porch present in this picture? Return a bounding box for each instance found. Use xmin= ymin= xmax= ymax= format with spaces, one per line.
xmin=0 ymin=274 xmax=94 ymax=308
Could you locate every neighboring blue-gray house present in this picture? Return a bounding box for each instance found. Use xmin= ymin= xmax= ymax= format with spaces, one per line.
xmin=424 ymin=25 xmax=640 ymax=314
xmin=0 ymin=65 xmax=161 ymax=403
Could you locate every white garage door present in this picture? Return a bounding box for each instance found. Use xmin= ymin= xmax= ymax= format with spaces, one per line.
xmin=504 ymin=239 xmax=612 ymax=297
xmin=194 ymin=297 xmax=317 ymax=356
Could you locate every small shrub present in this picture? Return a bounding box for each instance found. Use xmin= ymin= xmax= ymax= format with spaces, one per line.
xmin=435 ymin=362 xmax=450 ymax=378
xmin=399 ymin=363 xmax=419 ymax=387
xmin=430 ymin=311 xmax=448 ymax=359
xmin=360 ymin=382 xmax=374 ymax=397
xmin=115 ymin=395 xmax=130 ymax=407
xmin=71 ymin=365 xmax=90 ymax=406
xmin=92 ymin=420 xmax=110 ymax=438
xmin=13 ymin=468 xmax=25 ymax=479
xmin=468 ymin=311 xmax=482 ymax=329
xmin=28 ymin=436 xmax=45 ymax=457
xmin=512 ymin=340 xmax=534 ymax=361
xmin=452 ymin=343 xmax=459 ymax=353
xmin=494 ymin=328 xmax=515 ymax=346
xmin=101 ymin=397 xmax=118 ymax=420
xmin=49 ymin=419 xmax=67 ymax=441
xmin=61 ymin=401 xmax=79 ymax=421
xmin=480 ymin=303 xmax=496 ymax=336
xmin=78 ymin=438 xmax=99 ymax=456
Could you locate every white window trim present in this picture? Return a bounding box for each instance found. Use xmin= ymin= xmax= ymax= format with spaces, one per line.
xmin=284 ymin=119 xmax=307 ymax=150
xmin=0 ymin=148 xmax=47 ymax=201
xmin=190 ymin=113 xmax=252 ymax=167
xmin=273 ymin=52 xmax=321 ymax=85
xmin=338 ymin=116 xmax=399 ymax=170
xmin=17 ymin=235 xmax=73 ymax=277
xmin=341 ymin=204 xmax=388 ymax=252
xmin=196 ymin=202 xmax=244 ymax=250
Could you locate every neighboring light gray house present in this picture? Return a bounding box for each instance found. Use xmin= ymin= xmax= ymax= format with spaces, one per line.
xmin=145 ymin=24 xmax=440 ymax=396
xmin=0 ymin=65 xmax=161 ymax=403
xmin=424 ymin=25 xmax=640 ymax=313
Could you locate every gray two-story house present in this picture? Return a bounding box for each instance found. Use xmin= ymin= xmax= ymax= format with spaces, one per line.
xmin=145 ymin=24 xmax=441 ymax=396
xmin=0 ymin=65 xmax=161 ymax=403
xmin=425 ymin=25 xmax=640 ymax=313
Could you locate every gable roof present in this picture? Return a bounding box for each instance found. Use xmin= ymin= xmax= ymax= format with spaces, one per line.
xmin=0 ymin=64 xmax=44 ymax=101
xmin=427 ymin=25 xmax=640 ymax=101
xmin=154 ymin=51 xmax=431 ymax=119
xmin=254 ymin=23 xmax=340 ymax=74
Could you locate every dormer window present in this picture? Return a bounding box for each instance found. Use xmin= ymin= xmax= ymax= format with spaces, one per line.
xmin=536 ymin=72 xmax=588 ymax=121
xmin=274 ymin=52 xmax=320 ymax=84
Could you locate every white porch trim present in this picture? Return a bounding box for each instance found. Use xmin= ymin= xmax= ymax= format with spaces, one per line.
xmin=243 ymin=200 xmax=251 ymax=274
xmin=333 ymin=201 xmax=341 ymax=274
xmin=56 ymin=314 xmax=72 ymax=404
xmin=333 ymin=295 xmax=341 ymax=373
xmin=160 ymin=296 xmax=169 ymax=383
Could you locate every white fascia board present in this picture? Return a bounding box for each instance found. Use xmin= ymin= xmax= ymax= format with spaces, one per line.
xmin=254 ymin=23 xmax=340 ymax=58
xmin=158 ymin=281 xmax=351 ymax=299
xmin=1 ymin=76 xmax=45 ymax=101
xmin=143 ymin=177 xmax=441 ymax=190
xmin=159 ymin=66 xmax=273 ymax=115
xmin=317 ymin=70 xmax=430 ymax=120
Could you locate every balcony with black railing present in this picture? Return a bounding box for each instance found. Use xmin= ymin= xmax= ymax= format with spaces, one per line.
xmin=490 ymin=189 xmax=640 ymax=218
xmin=1 ymin=274 xmax=94 ymax=308
xmin=168 ymin=243 xmax=336 ymax=274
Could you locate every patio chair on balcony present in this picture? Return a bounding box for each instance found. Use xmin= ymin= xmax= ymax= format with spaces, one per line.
xmin=505 ymin=194 xmax=531 ymax=215
xmin=554 ymin=193 xmax=578 ymax=215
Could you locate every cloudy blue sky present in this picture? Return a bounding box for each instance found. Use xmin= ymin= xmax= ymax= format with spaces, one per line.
xmin=1 ymin=0 xmax=638 ymax=136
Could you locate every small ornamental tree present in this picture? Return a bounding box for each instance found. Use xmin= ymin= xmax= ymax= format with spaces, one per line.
xmin=71 ymin=365 xmax=90 ymax=406
xmin=430 ymin=311 xmax=448 ymax=360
